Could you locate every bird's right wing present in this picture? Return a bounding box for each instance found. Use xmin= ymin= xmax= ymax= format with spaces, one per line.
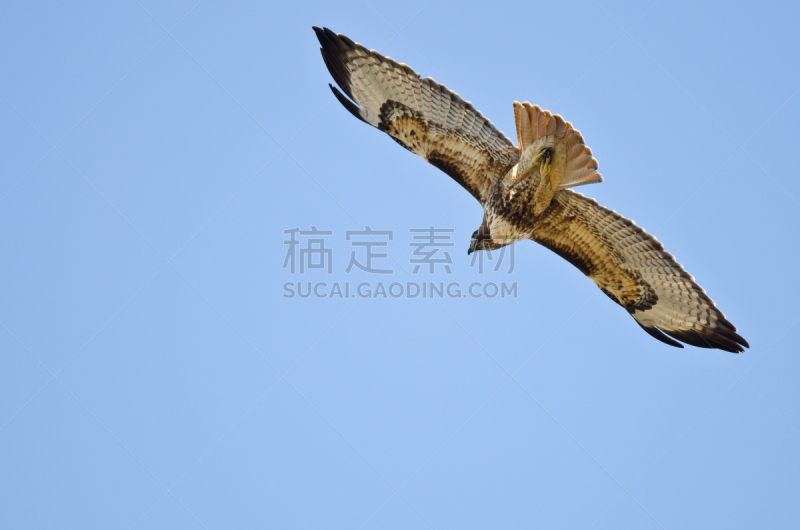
xmin=530 ymin=189 xmax=748 ymax=353
xmin=314 ymin=27 xmax=519 ymax=203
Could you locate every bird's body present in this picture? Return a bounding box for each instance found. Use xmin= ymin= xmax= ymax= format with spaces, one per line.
xmin=313 ymin=26 xmax=749 ymax=353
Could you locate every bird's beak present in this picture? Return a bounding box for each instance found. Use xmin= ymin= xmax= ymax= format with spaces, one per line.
xmin=468 ymin=239 xmax=477 ymax=255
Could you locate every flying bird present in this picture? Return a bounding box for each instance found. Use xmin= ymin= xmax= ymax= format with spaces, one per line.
xmin=313 ymin=27 xmax=748 ymax=353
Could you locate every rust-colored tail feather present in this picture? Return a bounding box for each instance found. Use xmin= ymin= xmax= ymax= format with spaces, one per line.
xmin=513 ymin=101 xmax=602 ymax=190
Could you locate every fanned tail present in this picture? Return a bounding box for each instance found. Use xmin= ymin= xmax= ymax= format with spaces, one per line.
xmin=513 ymin=101 xmax=602 ymax=190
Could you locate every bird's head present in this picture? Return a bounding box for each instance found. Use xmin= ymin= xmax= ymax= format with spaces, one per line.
xmin=468 ymin=222 xmax=501 ymax=254
xmin=469 ymin=214 xmax=519 ymax=254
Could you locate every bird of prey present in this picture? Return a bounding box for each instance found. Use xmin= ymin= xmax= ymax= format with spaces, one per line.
xmin=313 ymin=27 xmax=749 ymax=353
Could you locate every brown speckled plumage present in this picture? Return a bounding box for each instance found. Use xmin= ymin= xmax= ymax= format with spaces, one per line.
xmin=314 ymin=26 xmax=748 ymax=353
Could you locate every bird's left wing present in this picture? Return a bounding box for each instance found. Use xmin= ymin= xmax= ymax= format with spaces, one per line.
xmin=314 ymin=27 xmax=519 ymax=203
xmin=531 ymin=189 xmax=748 ymax=353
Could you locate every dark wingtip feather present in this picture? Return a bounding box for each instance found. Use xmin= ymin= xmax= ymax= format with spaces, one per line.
xmin=637 ymin=322 xmax=684 ymax=349
xmin=328 ymin=84 xmax=366 ymax=123
xmin=662 ymin=328 xmax=747 ymax=354
xmin=728 ymin=329 xmax=749 ymax=349
xmin=717 ymin=318 xmax=750 ymax=349
xmin=312 ymin=26 xmax=331 ymax=51
xmin=314 ymin=27 xmax=358 ymax=102
xmin=319 ymin=47 xmax=353 ymax=98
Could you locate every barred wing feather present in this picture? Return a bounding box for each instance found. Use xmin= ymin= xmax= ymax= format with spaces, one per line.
xmin=314 ymin=26 xmax=519 ymax=203
xmin=532 ymin=190 xmax=748 ymax=353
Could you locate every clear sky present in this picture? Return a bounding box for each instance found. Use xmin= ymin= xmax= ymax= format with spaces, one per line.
xmin=1 ymin=1 xmax=799 ymax=529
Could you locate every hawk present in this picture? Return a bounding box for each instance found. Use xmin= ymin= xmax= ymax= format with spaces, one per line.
xmin=313 ymin=27 xmax=749 ymax=353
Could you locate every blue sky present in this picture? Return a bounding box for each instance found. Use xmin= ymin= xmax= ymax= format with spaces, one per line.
xmin=1 ymin=1 xmax=799 ymax=528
